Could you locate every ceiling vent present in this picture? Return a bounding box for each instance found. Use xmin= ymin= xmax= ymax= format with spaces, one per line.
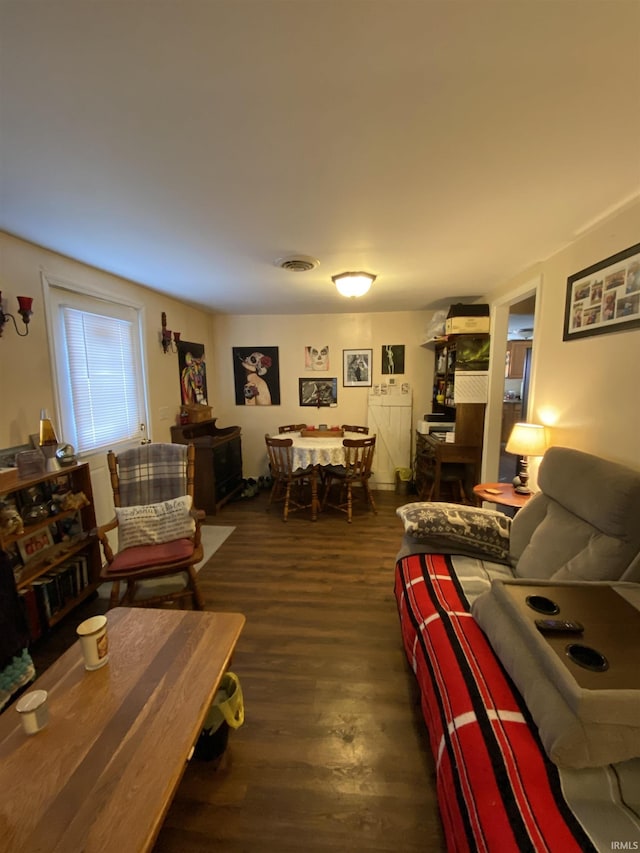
xmin=274 ymin=254 xmax=320 ymax=272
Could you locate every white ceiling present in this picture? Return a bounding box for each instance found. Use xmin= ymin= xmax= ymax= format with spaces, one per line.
xmin=1 ymin=1 xmax=639 ymax=316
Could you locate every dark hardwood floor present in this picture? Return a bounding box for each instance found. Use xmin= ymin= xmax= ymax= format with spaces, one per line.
xmin=30 ymin=488 xmax=445 ymax=852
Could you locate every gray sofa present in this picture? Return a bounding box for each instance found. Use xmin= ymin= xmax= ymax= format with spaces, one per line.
xmin=394 ymin=446 xmax=640 ymax=851
xmin=397 ymin=445 xmax=640 ymax=600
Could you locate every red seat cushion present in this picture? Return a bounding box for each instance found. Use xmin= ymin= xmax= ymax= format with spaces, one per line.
xmin=105 ymin=538 xmax=195 ymax=573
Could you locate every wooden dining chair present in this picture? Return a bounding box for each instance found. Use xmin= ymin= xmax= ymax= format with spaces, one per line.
xmin=278 ymin=424 xmax=307 ymax=434
xmin=341 ymin=424 xmax=369 ymax=434
xmin=322 ymin=435 xmax=378 ymax=523
xmin=265 ymin=434 xmax=313 ymax=521
xmin=97 ymin=443 xmax=205 ymax=609
xmin=416 ymin=440 xmax=469 ymax=503
xmin=420 ymin=460 xmax=468 ymax=503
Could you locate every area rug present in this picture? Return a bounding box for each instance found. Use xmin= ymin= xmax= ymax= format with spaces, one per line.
xmin=97 ymin=524 xmax=235 ymax=600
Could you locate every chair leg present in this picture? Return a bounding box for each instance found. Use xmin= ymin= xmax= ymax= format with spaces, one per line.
xmin=346 ymin=483 xmax=353 ymax=523
xmin=321 ymin=476 xmax=334 ymax=508
xmin=362 ymin=481 xmax=378 ymax=514
xmin=123 ymin=581 xmax=139 ymax=605
xmin=187 ymin=565 xmax=205 ymax=610
xmin=267 ymin=478 xmax=279 ymax=509
xmin=108 ymin=579 xmax=122 ymax=609
xmin=283 ymin=482 xmax=292 ymax=521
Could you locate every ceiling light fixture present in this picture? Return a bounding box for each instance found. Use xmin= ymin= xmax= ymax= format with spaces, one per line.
xmin=332 ymin=271 xmax=376 ymax=298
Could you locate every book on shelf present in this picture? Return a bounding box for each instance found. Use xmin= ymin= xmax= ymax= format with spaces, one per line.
xmin=18 ymin=587 xmax=43 ymax=642
xmin=30 ymin=578 xmax=52 ymax=625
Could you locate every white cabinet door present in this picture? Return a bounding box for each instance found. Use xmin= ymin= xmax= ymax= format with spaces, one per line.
xmin=367 ymin=394 xmax=413 ymax=489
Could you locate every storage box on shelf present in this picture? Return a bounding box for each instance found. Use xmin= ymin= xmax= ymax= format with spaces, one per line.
xmin=444 ymin=302 xmax=490 ymax=335
xmin=0 ymin=463 xmax=100 ymax=640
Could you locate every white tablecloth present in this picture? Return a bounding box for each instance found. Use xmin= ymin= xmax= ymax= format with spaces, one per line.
xmin=271 ymin=432 xmax=365 ymax=472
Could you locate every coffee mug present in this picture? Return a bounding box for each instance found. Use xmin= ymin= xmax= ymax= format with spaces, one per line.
xmin=16 ymin=689 xmax=49 ymax=735
xmin=77 ymin=614 xmax=109 ymax=670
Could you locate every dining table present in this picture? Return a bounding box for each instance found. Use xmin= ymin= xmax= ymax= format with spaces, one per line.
xmin=270 ymin=430 xmax=367 ymax=520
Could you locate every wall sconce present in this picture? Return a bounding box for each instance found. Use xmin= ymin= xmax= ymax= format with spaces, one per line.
xmin=505 ymin=422 xmax=548 ymax=494
xmin=0 ymin=292 xmax=34 ymax=337
xmin=331 ymin=271 xmax=376 ymax=298
xmin=161 ymin=312 xmax=181 ymax=353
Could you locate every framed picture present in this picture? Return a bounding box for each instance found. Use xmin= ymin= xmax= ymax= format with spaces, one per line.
xmin=304 ymin=345 xmax=329 ymax=371
xmin=177 ymin=341 xmax=208 ymax=405
xmin=299 ymin=378 xmax=338 ymax=407
xmin=381 ymin=345 xmax=405 ymax=375
xmin=563 ymin=242 xmax=640 ymax=341
xmin=343 ymin=349 xmax=372 ymax=387
xmin=17 ymin=526 xmax=54 ymax=563
xmin=232 ymin=347 xmax=281 ymax=405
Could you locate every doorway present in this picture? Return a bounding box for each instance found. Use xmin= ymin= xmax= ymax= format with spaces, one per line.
xmin=499 ymin=295 xmax=536 ymax=483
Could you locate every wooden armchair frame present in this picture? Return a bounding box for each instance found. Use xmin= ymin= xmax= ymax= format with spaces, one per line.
xmin=97 ymin=443 xmax=205 ymax=610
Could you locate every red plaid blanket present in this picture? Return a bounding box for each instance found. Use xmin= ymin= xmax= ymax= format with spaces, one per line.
xmin=395 ymin=552 xmax=596 ymax=853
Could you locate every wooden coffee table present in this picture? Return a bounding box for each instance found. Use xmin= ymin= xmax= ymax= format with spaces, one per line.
xmin=0 ymin=607 xmax=245 ymax=853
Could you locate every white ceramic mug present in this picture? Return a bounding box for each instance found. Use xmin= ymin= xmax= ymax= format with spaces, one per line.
xmin=16 ymin=689 xmax=49 ymax=734
xmin=77 ymin=614 xmax=109 ymax=670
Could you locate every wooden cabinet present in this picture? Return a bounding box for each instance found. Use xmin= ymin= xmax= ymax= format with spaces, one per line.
xmin=170 ymin=419 xmax=243 ymax=514
xmin=501 ymin=401 xmax=523 ymax=444
xmin=0 ymin=463 xmax=100 ymax=639
xmin=505 ymin=340 xmax=531 ymax=379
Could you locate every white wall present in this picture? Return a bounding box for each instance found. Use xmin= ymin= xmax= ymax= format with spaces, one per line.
xmin=483 ymin=198 xmax=640 ymax=472
xmin=209 ymin=312 xmax=432 ymax=478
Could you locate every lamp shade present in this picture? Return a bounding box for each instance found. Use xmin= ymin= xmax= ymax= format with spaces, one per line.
xmin=505 ymin=422 xmax=547 ymax=457
xmin=332 ymin=271 xmax=376 ymax=298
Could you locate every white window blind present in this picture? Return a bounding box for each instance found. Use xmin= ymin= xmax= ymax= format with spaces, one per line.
xmin=62 ymin=308 xmax=141 ymax=451
xmin=45 ymin=278 xmax=148 ymax=455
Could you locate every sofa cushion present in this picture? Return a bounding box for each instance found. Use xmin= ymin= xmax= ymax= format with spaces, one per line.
xmin=106 ymin=538 xmax=195 ymax=573
xmin=396 ymin=502 xmax=512 ymax=564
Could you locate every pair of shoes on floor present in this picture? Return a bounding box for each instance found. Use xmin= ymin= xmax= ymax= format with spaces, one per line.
xmin=240 ymin=478 xmax=259 ymax=498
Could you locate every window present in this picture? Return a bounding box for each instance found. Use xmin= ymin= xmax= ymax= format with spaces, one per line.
xmin=44 ymin=277 xmax=149 ymax=455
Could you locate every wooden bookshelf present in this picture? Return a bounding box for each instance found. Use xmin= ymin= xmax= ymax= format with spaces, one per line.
xmin=0 ymin=462 xmax=100 ymax=638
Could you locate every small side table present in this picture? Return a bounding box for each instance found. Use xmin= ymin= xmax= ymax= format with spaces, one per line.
xmin=473 ymin=482 xmax=531 ymax=511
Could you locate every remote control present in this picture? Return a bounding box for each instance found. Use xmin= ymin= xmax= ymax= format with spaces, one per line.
xmin=535 ymin=618 xmax=584 ymax=634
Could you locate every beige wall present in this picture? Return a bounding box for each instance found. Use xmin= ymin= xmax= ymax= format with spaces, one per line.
xmin=0 ymin=232 xmax=215 ymax=450
xmin=210 ymin=312 xmax=432 ymax=477
xmin=1 ymin=232 xmax=431 ymax=484
xmin=483 ymin=198 xmax=640 ymax=471
xmin=5 ymin=194 xmax=638 ymax=491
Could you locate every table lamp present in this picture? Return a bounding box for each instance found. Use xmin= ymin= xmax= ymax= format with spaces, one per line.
xmin=505 ymin=422 xmax=547 ymax=494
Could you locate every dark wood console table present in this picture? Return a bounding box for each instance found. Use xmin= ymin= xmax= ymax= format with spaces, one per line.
xmin=170 ymin=419 xmax=243 ymax=514
xmin=415 ymin=431 xmax=482 ymax=502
